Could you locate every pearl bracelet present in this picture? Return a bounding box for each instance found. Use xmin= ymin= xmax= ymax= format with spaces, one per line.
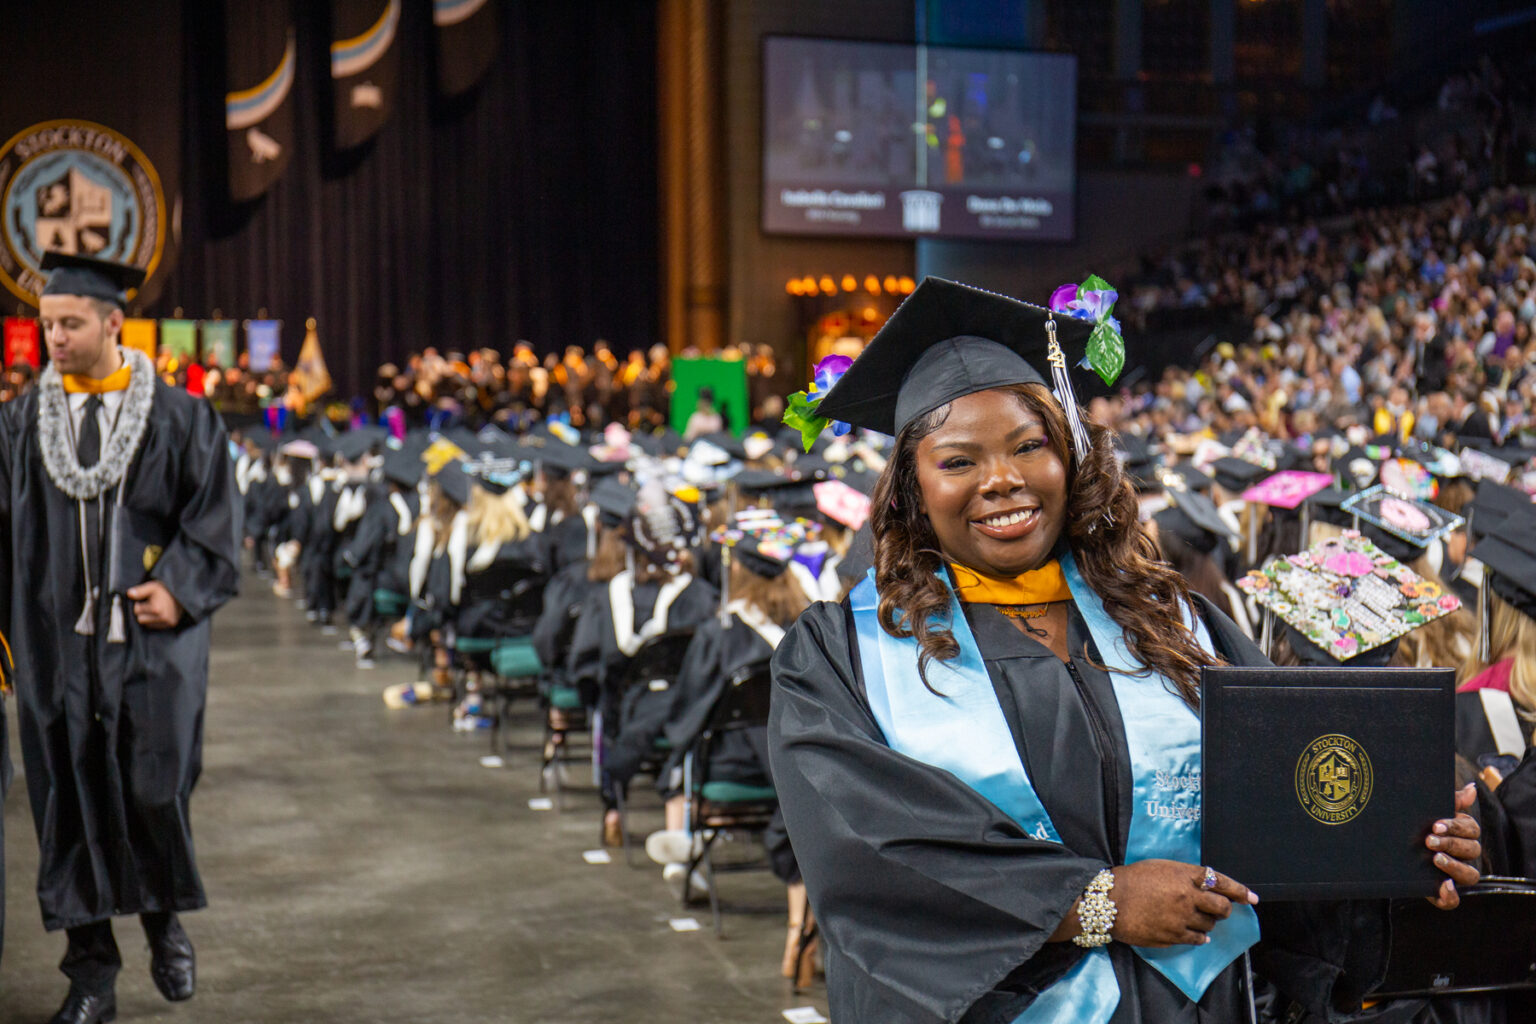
xmin=1072 ymin=869 xmax=1117 ymax=948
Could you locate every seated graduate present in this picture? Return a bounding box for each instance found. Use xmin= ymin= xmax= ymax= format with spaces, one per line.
xmin=767 ymin=277 xmax=1482 ymax=1024
xmin=530 ymin=441 xmax=602 ymax=569
xmin=567 ymin=481 xmax=719 ymax=847
xmin=339 ymin=445 xmax=423 ymax=669
xmin=632 ymin=510 xmax=819 ymax=974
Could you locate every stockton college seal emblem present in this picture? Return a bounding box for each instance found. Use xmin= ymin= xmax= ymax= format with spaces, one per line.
xmin=1295 ymin=733 xmax=1374 ymax=826
xmin=0 ymin=119 xmax=166 ymax=306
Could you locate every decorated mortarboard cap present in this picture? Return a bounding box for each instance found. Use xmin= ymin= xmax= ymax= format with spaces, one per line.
xmin=698 ymin=431 xmax=748 ymax=462
xmin=39 ymin=251 xmax=146 ymax=308
xmin=712 ymin=511 xmax=822 ymax=581
xmin=463 ymin=457 xmax=522 ymax=495
xmin=1211 ymin=456 xmax=1266 ymax=493
xmin=1469 ymin=503 xmax=1536 ymax=618
xmin=808 ymin=277 xmax=1095 ymax=439
xmin=1333 ymin=446 xmax=1380 ymax=490
xmin=1282 ymin=622 xmax=1401 ymax=668
xmin=1161 ymin=462 xmax=1214 ymax=494
xmin=278 ymin=439 xmax=319 ymax=461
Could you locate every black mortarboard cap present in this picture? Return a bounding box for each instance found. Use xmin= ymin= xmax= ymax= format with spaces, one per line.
xmin=1333 ymin=447 xmax=1381 ymax=490
xmin=39 ymin=251 xmax=146 ymax=308
xmin=1212 ymin=456 xmax=1266 ymax=493
xmin=435 ymin=461 xmax=472 ymax=506
xmin=731 ymin=534 xmax=793 ymax=580
xmin=812 ymin=277 xmax=1092 ymax=437
xmin=538 ymin=441 xmax=599 ymax=477
xmin=1467 ymin=480 xmax=1532 ymax=543
xmin=1469 ymin=503 xmax=1536 ymax=618
xmin=590 ymin=478 xmax=638 ymax=527
xmin=333 ymin=426 xmax=389 ymax=463
xmin=382 ymin=446 xmax=424 ymax=489
xmin=1161 ymin=462 xmax=1214 ymax=493
xmin=1155 ymin=504 xmax=1219 ymax=555
xmin=1169 ymin=487 xmax=1236 ymax=545
xmin=735 ymin=469 xmax=806 ymax=495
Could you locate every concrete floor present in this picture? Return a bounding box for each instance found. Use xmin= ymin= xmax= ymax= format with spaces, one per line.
xmin=2 ymin=577 xmax=830 ymax=1023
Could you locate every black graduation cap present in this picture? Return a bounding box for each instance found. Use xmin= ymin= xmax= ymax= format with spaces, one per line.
xmin=240 ymin=426 xmax=277 ymax=454
xmin=1467 ymin=480 xmax=1532 ymax=543
xmin=1154 ymin=504 xmax=1220 ymax=555
xmin=590 ymin=478 xmax=638 ymax=527
xmin=434 ymin=461 xmax=473 ymax=506
xmin=1116 ymin=435 xmax=1160 ymax=492
xmin=731 ymin=534 xmax=794 ymax=580
xmin=697 ymin=431 xmax=747 ymax=462
xmin=39 ymin=251 xmax=146 ymax=308
xmin=333 ymin=426 xmax=389 ymax=463
xmin=1160 ymin=462 xmax=1214 ymax=493
xmin=812 ymin=277 xmax=1093 ymax=438
xmin=1332 ymin=446 xmax=1380 ymax=490
xmin=1211 ymin=456 xmax=1266 ymax=493
xmin=537 ymin=441 xmax=599 ymax=477
xmin=382 ymin=446 xmax=423 ymax=489
xmin=1169 ymin=487 xmax=1237 ymax=546
xmin=1469 ymin=503 xmax=1536 ymax=618
xmin=463 ymin=457 xmax=521 ymax=495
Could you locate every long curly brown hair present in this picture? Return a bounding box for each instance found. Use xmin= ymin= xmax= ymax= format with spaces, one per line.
xmin=870 ymin=382 xmax=1219 ymax=709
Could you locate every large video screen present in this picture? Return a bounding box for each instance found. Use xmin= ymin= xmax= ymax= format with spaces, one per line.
xmin=762 ymin=37 xmax=1076 ymax=243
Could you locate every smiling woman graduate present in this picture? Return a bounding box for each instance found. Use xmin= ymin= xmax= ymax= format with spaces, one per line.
xmin=766 ymin=277 xmax=1482 ymax=1024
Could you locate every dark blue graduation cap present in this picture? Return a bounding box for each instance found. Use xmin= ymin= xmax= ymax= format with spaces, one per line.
xmin=812 ymin=277 xmax=1093 ymax=442
xmin=39 ymin=251 xmax=146 ymax=309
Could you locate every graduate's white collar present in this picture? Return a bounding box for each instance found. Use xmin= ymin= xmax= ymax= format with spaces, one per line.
xmin=610 ymin=569 xmax=692 ymax=656
xmin=725 ymin=599 xmax=785 ymax=649
xmin=38 ymin=346 xmax=154 ymax=500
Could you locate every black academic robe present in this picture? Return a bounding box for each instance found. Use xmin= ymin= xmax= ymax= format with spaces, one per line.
xmin=454 ymin=535 xmax=551 ymax=640
xmin=770 ymin=592 xmax=1399 ymax=1024
xmin=339 ymin=485 xmax=416 ymax=628
xmin=0 ymin=381 xmax=240 ymax=931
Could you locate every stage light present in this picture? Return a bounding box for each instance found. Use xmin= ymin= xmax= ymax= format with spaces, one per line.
xmin=865 ymin=275 xmax=880 ymax=294
xmin=898 ymin=276 xmax=916 ymax=294
xmin=787 ymin=279 xmax=802 ymax=295
xmin=883 ymin=275 xmax=899 ymax=293
xmin=802 ymin=276 xmax=819 ymax=296
xmin=841 ymin=275 xmax=857 ymax=292
xmin=820 ymin=276 xmax=837 ymax=294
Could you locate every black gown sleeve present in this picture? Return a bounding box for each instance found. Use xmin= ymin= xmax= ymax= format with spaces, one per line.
xmin=148 ymin=398 xmax=241 ymax=623
xmin=769 ymin=601 xmax=1108 ymax=1024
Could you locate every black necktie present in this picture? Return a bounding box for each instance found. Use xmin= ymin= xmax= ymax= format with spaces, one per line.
xmin=78 ymin=395 xmax=102 ymax=467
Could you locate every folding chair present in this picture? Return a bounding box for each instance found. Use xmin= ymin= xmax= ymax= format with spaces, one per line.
xmin=540 ymin=603 xmax=591 ymax=811
xmin=682 ymin=660 xmax=777 ymax=937
xmin=1369 ymin=875 xmax=1536 ymax=1009
xmin=608 ymin=628 xmax=697 ymax=864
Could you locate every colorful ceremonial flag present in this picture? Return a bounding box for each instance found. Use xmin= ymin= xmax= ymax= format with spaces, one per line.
xmin=3 ymin=317 xmax=40 ymax=368
xmin=434 ymin=0 xmax=498 ymax=97
xmin=246 ymin=319 xmax=281 ymax=372
xmin=329 ymin=0 xmax=401 ymax=149
xmin=225 ymin=2 xmax=296 ymax=202
xmin=160 ymin=318 xmax=198 ymax=365
xmin=289 ymin=317 xmax=333 ymax=404
xmin=0 ymin=3 xmax=182 ymax=309
xmin=201 ymin=319 xmax=237 ymax=368
xmin=121 ymin=317 xmax=158 ymax=359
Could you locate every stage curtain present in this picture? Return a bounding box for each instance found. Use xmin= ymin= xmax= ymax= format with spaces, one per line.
xmin=169 ymin=0 xmax=659 ymax=398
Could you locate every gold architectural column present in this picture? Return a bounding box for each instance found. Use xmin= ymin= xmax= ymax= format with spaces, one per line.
xmin=658 ymin=0 xmax=725 ymax=353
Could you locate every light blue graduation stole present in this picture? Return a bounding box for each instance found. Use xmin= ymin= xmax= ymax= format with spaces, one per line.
xmin=849 ymin=553 xmax=1258 ymax=1023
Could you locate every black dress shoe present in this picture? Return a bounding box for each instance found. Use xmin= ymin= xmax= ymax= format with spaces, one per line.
xmin=148 ymin=923 xmax=196 ymax=1002
xmin=49 ymin=990 xmax=116 ymax=1024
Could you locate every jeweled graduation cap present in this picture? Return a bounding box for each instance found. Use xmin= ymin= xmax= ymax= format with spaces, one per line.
xmin=39 ymin=251 xmax=146 ymax=308
xmin=805 ymin=277 xmax=1099 ymax=453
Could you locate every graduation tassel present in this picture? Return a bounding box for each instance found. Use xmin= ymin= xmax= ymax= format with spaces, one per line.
xmin=1478 ymin=574 xmax=1491 ymax=663
xmin=108 ymin=594 xmax=127 ymax=644
xmin=74 ymin=586 xmax=97 ymax=636
xmin=1045 ymin=317 xmax=1091 ymax=463
xmin=1260 ymin=606 xmax=1274 ymax=660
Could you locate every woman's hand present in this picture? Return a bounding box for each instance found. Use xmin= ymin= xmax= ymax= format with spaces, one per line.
xmin=1106 ymin=860 xmax=1258 ymax=948
xmin=1426 ymin=783 xmax=1482 ymax=910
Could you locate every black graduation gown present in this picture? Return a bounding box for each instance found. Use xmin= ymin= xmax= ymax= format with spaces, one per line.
xmin=454 ymin=535 xmax=551 ymax=640
xmin=769 ymin=592 xmax=1391 ymax=1024
xmin=565 ymin=574 xmax=720 ymax=713
xmin=339 ymin=485 xmax=415 ymax=628
xmin=0 ymin=382 xmax=240 ymax=931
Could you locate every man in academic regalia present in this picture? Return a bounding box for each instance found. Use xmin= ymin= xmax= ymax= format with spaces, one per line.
xmin=0 ymin=252 xmax=241 ymax=1024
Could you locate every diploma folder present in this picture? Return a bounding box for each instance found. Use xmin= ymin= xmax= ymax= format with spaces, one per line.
xmin=1201 ymin=666 xmax=1454 ymax=901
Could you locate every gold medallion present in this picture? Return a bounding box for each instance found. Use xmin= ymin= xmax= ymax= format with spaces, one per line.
xmin=1295 ymin=734 xmax=1373 ymax=826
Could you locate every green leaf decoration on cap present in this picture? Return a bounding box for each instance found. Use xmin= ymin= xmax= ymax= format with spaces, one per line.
xmin=1048 ymin=274 xmax=1125 ymax=387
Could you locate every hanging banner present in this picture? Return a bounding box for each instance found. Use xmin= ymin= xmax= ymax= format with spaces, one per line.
xmin=330 ymin=0 xmax=401 ymax=149
xmin=160 ymin=318 xmax=198 ymax=364
xmin=434 ymin=0 xmax=498 ymax=97
xmin=246 ymin=318 xmax=281 ymax=373
xmin=225 ymin=1 xmax=296 ymax=202
xmin=201 ymin=319 xmax=238 ymax=368
xmin=3 ymin=316 xmax=40 ymax=368
xmin=0 ymin=3 xmax=182 ymax=310
xmin=121 ymin=317 xmax=158 ymax=359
